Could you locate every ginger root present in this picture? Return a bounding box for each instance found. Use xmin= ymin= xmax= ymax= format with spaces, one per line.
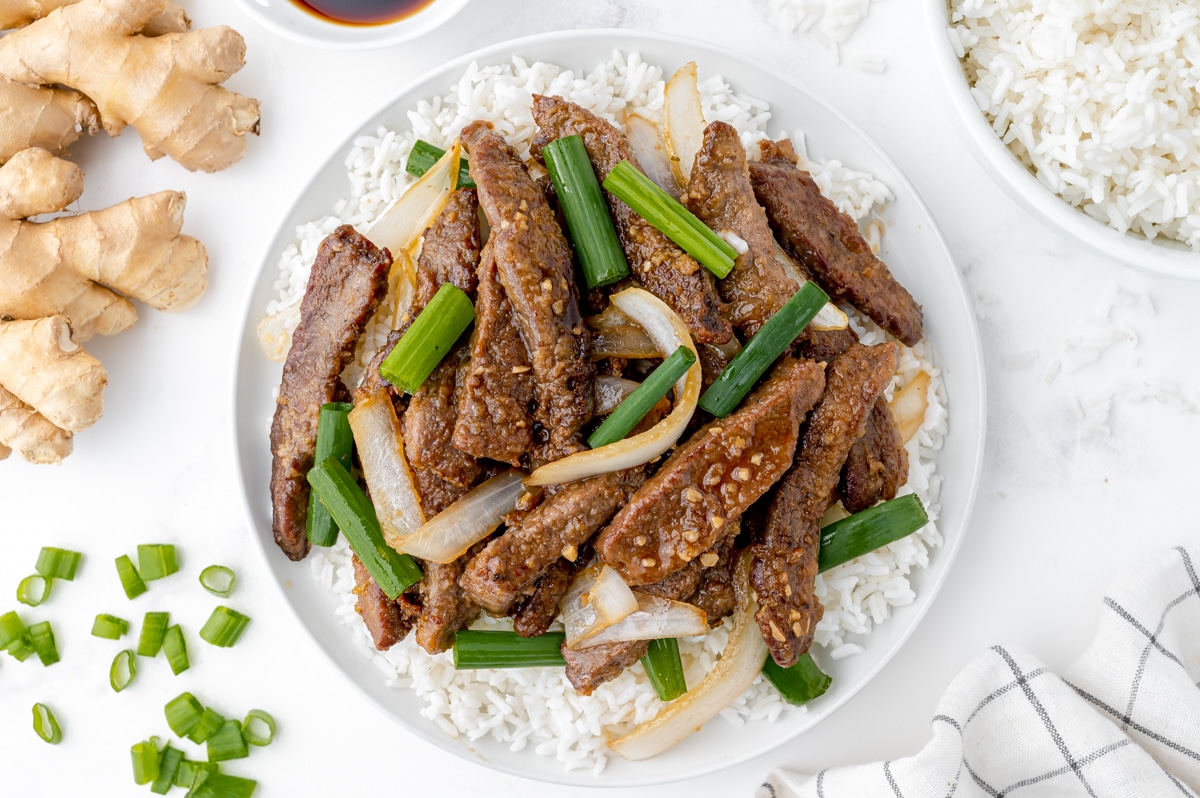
xmin=0 ymin=0 xmax=189 ymax=33
xmin=0 ymin=78 xmax=99 ymax=163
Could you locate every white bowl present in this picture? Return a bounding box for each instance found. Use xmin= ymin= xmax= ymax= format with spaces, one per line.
xmin=923 ymin=0 xmax=1200 ymax=280
xmin=233 ymin=0 xmax=469 ymax=50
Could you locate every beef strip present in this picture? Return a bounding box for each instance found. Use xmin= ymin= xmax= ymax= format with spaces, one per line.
xmin=404 ymin=345 xmax=480 ymax=488
xmin=270 ymin=226 xmax=391 ymax=561
xmin=598 ymin=357 xmax=826 ymax=585
xmin=530 ymin=95 xmax=732 ymax=346
xmin=509 ymin=556 xmax=581 ymax=638
xmin=413 ymin=188 xmax=480 ymax=311
xmin=356 ymin=329 xmax=404 ymax=403
xmin=752 ymin=342 xmax=898 ymax=667
xmin=353 ymin=555 xmax=417 ymax=650
xmin=691 ymin=538 xmax=739 ymax=626
xmin=414 ymin=542 xmax=486 ymax=655
xmin=840 ymin=398 xmax=909 ymax=513
xmin=462 ymin=121 xmax=594 ymax=457
xmin=794 ymin=326 xmax=858 ymax=364
xmin=750 ymin=139 xmax=923 ymax=345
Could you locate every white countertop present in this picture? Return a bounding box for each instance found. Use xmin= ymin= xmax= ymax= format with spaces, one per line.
xmin=3 ymin=1 xmax=1198 ymax=794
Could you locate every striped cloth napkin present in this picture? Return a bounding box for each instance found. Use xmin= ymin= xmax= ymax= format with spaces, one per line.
xmin=759 ymin=546 xmax=1200 ymax=798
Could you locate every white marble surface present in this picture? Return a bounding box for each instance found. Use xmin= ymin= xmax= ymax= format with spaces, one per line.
xmin=2 ymin=1 xmax=1198 ymax=794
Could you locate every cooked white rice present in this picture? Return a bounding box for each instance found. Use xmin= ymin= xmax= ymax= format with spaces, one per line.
xmin=266 ymin=51 xmax=947 ymax=773
xmin=949 ymin=0 xmax=1200 ymax=252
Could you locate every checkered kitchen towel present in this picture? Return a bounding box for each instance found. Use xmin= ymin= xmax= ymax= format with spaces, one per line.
xmin=759 ymin=546 xmax=1200 ymax=798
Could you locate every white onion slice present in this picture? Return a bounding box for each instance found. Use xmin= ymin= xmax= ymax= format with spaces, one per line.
xmin=394 ymin=471 xmax=525 ymax=564
xmin=625 ymin=111 xmax=680 ymax=198
xmin=594 ymin=375 xmax=641 ymax=416
xmin=890 ymin=370 xmax=931 ymax=445
xmin=663 ymin=62 xmax=705 ymax=190
xmin=606 ymin=553 xmax=767 ymax=760
xmin=366 ymin=139 xmax=461 ymax=255
xmin=256 ymin=293 xmax=300 ymax=362
xmin=562 ymin=564 xmax=640 ymax=649
xmin=577 ymin=593 xmax=708 ymax=649
xmin=526 ymin=288 xmax=701 ymax=486
xmin=347 ymin=388 xmax=426 ymax=548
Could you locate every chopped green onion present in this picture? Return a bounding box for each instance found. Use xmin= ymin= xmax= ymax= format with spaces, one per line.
xmin=163 ymin=625 xmax=189 ymax=674
xmin=407 ymin=139 xmax=473 ymax=188
xmin=131 ymin=739 xmax=160 ymax=785
xmin=32 ymin=703 xmax=61 ymax=744
xmin=602 ymin=160 xmax=737 ymax=278
xmin=762 ymin=653 xmax=832 ymax=705
xmin=307 ymin=401 xmax=355 ymax=547
xmin=115 ymin=555 xmax=147 ymax=599
xmin=0 ymin=610 xmax=28 ymax=648
xmin=206 ymin=719 xmax=249 ymax=762
xmin=241 ymin=709 xmax=275 ymax=747
xmin=110 ymin=649 xmax=137 ymax=692
xmin=378 ymin=283 xmax=475 ymax=394
xmin=92 ymin=613 xmax=130 ymax=639
xmin=307 ymin=459 xmax=424 ymax=599
xmin=190 ymin=773 xmax=258 ymax=798
xmin=137 ymin=544 xmax=179 ymax=581
xmin=543 ymin=134 xmax=629 ymax=288
xmin=640 ymin=638 xmax=687 ymax=701
xmin=17 ymin=574 xmax=51 ymax=606
xmin=199 ymin=606 xmax=251 ymax=648
xmin=699 ymin=281 xmax=830 ymax=417
xmin=151 ymin=745 xmax=184 ymax=795
xmin=199 ymin=565 xmax=237 ymax=597
xmin=175 ymin=760 xmax=217 ymax=789
xmin=452 ymin=630 xmax=566 ymax=669
xmin=28 ymin=620 xmax=59 ymax=666
xmin=818 ymin=494 xmax=929 ymax=573
xmin=588 ymin=345 xmax=695 ymax=448
xmin=165 ymin=692 xmax=204 ymax=737
xmin=187 ymin=708 xmax=225 ymax=744
xmin=138 ymin=611 xmax=170 ymax=657
xmin=36 ymin=547 xmax=82 ymax=580
xmin=6 ymin=637 xmax=35 ymax=661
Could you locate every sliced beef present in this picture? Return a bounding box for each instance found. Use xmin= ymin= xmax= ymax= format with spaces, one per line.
xmin=530 ymin=95 xmax=732 ymax=346
xmin=353 ymin=555 xmax=416 ymax=650
xmin=563 ymin=639 xmax=649 ymax=695
xmin=414 ymin=543 xmax=485 ymax=655
xmin=462 ymin=121 xmax=594 ymax=458
xmin=270 ymin=226 xmax=391 ymax=561
xmin=752 ymin=342 xmax=898 ymax=667
xmin=840 ymin=398 xmax=909 ymax=513
xmin=750 ymin=139 xmax=923 ymax=346
xmin=795 ymin=326 xmax=858 ymax=364
xmin=413 ymin=188 xmax=480 ymax=311
xmin=356 ymin=329 xmax=404 ymax=403
xmin=692 ymin=539 xmax=739 ymax=627
xmin=698 ymin=342 xmax=734 ymax=394
xmin=598 ymin=357 xmax=826 ymax=585
xmin=404 ymin=346 xmax=480 ymax=488
xmin=509 ymin=556 xmax=581 ymax=638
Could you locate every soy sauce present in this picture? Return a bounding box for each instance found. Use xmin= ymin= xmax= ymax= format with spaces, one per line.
xmin=291 ymin=0 xmax=435 ymax=26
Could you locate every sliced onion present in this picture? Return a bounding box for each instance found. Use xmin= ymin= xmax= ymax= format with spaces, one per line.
xmin=624 ymin=111 xmax=680 ymax=198
xmin=606 ymin=553 xmax=767 ymax=760
xmin=256 ymin=294 xmax=300 ymax=362
xmin=526 ymin=288 xmax=700 ymax=486
xmin=594 ymin=375 xmax=641 ymax=415
xmin=366 ymin=139 xmax=461 ymax=256
xmin=589 ymin=325 xmax=660 ymax=360
xmin=562 ymin=564 xmax=640 ymax=649
xmin=890 ymin=370 xmax=931 ymax=445
xmin=347 ymin=388 xmax=426 ymax=548
xmin=578 ymin=593 xmax=708 ymax=649
xmin=393 ymin=471 xmax=525 ymax=564
xmin=772 ymin=242 xmax=848 ymax=331
xmin=663 ymin=62 xmax=705 ymax=190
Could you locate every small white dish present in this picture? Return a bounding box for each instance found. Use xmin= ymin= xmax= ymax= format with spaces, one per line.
xmin=233 ymin=0 xmax=469 ymax=51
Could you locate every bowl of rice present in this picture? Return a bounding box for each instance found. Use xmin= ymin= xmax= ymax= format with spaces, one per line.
xmin=926 ymin=0 xmax=1200 ymax=279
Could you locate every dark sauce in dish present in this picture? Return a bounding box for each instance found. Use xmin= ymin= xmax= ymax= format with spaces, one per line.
xmin=291 ymin=0 xmax=435 ymax=26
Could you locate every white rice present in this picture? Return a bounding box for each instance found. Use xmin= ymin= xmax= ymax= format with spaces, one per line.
xmin=949 ymin=0 xmax=1200 ymax=252
xmin=266 ymin=52 xmax=946 ymax=773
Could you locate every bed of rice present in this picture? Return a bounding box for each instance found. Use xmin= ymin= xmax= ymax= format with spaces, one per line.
xmin=265 ymin=51 xmax=948 ymax=773
xmin=949 ymin=0 xmax=1200 ymax=252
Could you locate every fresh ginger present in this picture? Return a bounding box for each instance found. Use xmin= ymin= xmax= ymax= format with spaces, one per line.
xmin=0 ymin=0 xmax=189 ymax=33
xmin=0 ymin=78 xmax=99 ymax=163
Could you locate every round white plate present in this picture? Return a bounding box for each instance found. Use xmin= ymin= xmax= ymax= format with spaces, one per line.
xmin=233 ymin=0 xmax=469 ymax=50
xmin=232 ymin=29 xmax=986 ymax=787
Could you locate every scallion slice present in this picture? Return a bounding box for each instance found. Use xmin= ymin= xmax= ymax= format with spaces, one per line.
xmin=115 ymin=555 xmax=147 ymax=599
xmin=17 ymin=574 xmax=51 ymax=606
xmin=0 ymin=610 xmax=28 ymax=649
xmin=151 ymin=745 xmax=184 ymax=795
xmin=818 ymin=494 xmax=929 ymax=573
xmin=587 ymin=345 xmax=695 ymax=448
xmin=378 ymin=283 xmax=475 ymax=393
xmin=190 ymin=773 xmax=258 ymax=798
xmin=163 ymin=625 xmax=189 ymax=674
xmin=199 ymin=606 xmax=251 ymax=648
xmin=452 ymin=630 xmax=566 ymax=669
xmin=36 ymin=547 xmax=82 ymax=580
xmin=762 ymin=653 xmax=832 ymax=705
xmin=602 ymin=160 xmax=737 ymax=278
xmin=28 ymin=620 xmax=59 ymax=666
xmin=138 ymin=611 xmax=170 ymax=657
xmin=165 ymin=692 xmax=204 ymax=737
xmin=198 ymin=565 xmax=237 ymax=597
xmin=110 ymin=649 xmax=137 ymax=692
xmin=187 ymin=708 xmax=225 ymax=744
xmin=241 ymin=709 xmax=275 ymax=747
xmin=6 ymin=637 xmax=35 ymax=661
xmin=307 ymin=401 xmax=355 ymax=547
xmin=699 ymin=281 xmax=829 ymax=417
xmin=137 ymin=544 xmax=179 ymax=581
xmin=32 ymin=703 xmax=61 ymax=744
xmin=640 ymin=638 xmax=687 ymax=701
xmin=92 ymin=613 xmax=130 ymax=639
xmin=175 ymin=760 xmax=217 ymax=789
xmin=407 ymin=139 xmax=474 ymax=188
xmin=206 ymin=719 xmax=249 ymax=762
xmin=131 ymin=739 xmax=159 ymax=785
xmin=307 ymin=459 xmax=424 ymax=599
xmin=543 ymin=134 xmax=629 ymax=288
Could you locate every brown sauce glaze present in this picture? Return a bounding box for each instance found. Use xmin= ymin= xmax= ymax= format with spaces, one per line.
xmin=291 ymin=0 xmax=434 ymax=26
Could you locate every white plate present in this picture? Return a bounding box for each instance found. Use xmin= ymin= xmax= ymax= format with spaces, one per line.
xmin=232 ymin=29 xmax=986 ymax=787
xmin=233 ymin=0 xmax=469 ymax=50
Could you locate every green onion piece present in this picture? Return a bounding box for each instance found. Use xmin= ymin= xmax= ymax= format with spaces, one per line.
xmin=602 ymin=160 xmax=737 ymax=277
xmin=6 ymin=637 xmax=35 ymax=661
xmin=163 ymin=625 xmax=189 ymax=674
xmin=206 ymin=719 xmax=249 ymax=763
xmin=187 ymin=708 xmax=225 ymax=744
xmin=138 ymin=611 xmax=170 ymax=657
xmin=307 ymin=459 xmax=424 ymax=599
xmin=407 ymin=139 xmax=474 ymax=188
xmin=0 ymin=610 xmax=29 ymax=649
xmin=92 ymin=613 xmax=130 ymax=639
xmin=175 ymin=760 xmax=218 ymax=789
xmin=17 ymin=574 xmax=51 ymax=606
xmin=199 ymin=606 xmax=251 ymax=648
xmin=818 ymin=494 xmax=929 ymax=573
xmin=165 ymin=692 xmax=204 ymax=737
xmin=35 ymin=547 xmax=82 ymax=580
xmin=543 ymin=134 xmax=629 ymax=288
xmin=378 ymin=283 xmax=475 ymax=393
xmin=131 ymin=740 xmax=160 ymax=785
xmin=199 ymin=565 xmax=237 ymax=597
xmin=32 ymin=703 xmax=61 ymax=744
xmin=137 ymin=544 xmax=179 ymax=581
xmin=640 ymin=638 xmax=688 ymax=701
xmin=241 ymin=709 xmax=275 ymax=747
xmin=115 ymin=555 xmax=147 ymax=599
xmin=452 ymin=630 xmax=566 ymax=669
xmin=588 ymin=345 xmax=695 ymax=448
xmin=110 ymin=649 xmax=137 ymax=692
xmin=762 ymin=653 xmax=832 ymax=705
xmin=28 ymin=620 xmax=59 ymax=666
xmin=699 ymin=281 xmax=830 ymax=417
xmin=151 ymin=745 xmax=184 ymax=795
xmin=307 ymin=401 xmax=355 ymax=547
xmin=191 ymin=773 xmax=258 ymax=798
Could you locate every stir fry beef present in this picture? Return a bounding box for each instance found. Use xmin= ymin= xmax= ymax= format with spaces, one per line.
xmin=599 ymin=357 xmax=826 ymax=585
xmin=563 ymin=639 xmax=649 ymax=695
xmin=530 ymin=95 xmax=732 ymax=346
xmin=750 ymin=139 xmax=924 ymax=346
xmin=403 ymin=348 xmax=480 ymax=488
xmin=414 ymin=545 xmax=485 ymax=655
xmin=752 ymin=342 xmax=898 ymax=667
xmin=691 ymin=538 xmax=739 ymax=626
xmin=353 ymin=555 xmax=417 ymax=651
xmin=840 ymin=398 xmax=909 ymax=513
xmin=509 ymin=556 xmax=582 ymax=638
xmin=462 ymin=120 xmax=594 ymax=458
xmin=795 ymin=326 xmax=858 ymax=364
xmin=270 ymin=226 xmax=391 ymax=561
xmin=413 ymin=188 xmax=480 ymax=310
